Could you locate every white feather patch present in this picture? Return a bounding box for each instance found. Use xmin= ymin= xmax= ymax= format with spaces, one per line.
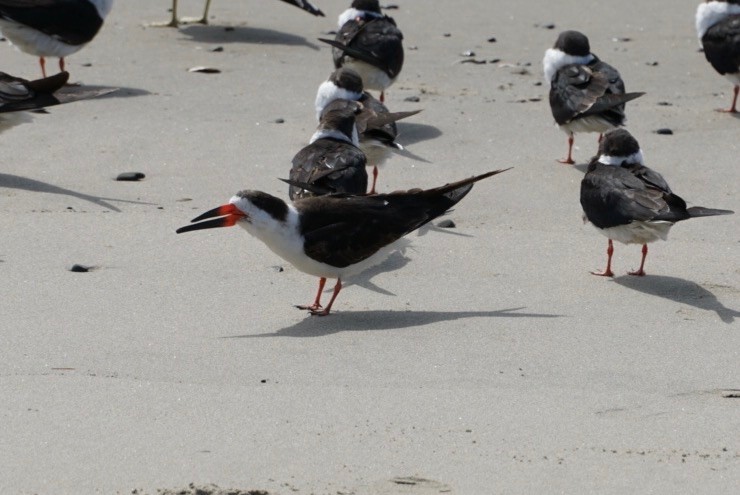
xmin=542 ymin=48 xmax=595 ymax=84
xmin=315 ymin=80 xmax=362 ymax=120
xmin=696 ymin=1 xmax=740 ymax=40
xmin=599 ymin=221 xmax=673 ymax=245
xmin=597 ymin=150 xmax=645 ymax=166
xmin=310 ymin=129 xmax=354 ymax=145
xmin=337 ymin=8 xmax=382 ymax=28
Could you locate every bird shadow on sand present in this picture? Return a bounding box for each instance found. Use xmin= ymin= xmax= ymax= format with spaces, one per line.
xmin=396 ymin=122 xmax=443 ymax=146
xmin=614 ymin=275 xmax=740 ymax=324
xmin=225 ymin=307 xmax=563 ymax=338
xmin=0 ymin=173 xmax=153 ymax=212
xmin=68 ymin=85 xmax=151 ymax=99
xmin=178 ymin=25 xmax=320 ymax=49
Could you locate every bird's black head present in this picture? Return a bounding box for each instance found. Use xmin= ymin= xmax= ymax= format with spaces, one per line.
xmin=318 ymin=99 xmax=363 ymax=141
xmin=598 ymin=129 xmax=641 ymax=158
xmin=351 ymin=0 xmax=382 ymax=14
xmin=329 ymin=68 xmax=364 ymax=94
xmin=554 ymin=30 xmax=591 ymax=56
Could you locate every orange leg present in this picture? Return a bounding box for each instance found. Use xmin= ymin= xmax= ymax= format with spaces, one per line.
xmin=368 ymin=165 xmax=379 ymax=195
xmin=628 ymin=244 xmax=648 ymax=276
xmin=39 ymin=56 xmax=47 ymax=78
xmin=296 ymin=277 xmax=326 ymax=311
xmin=591 ymin=239 xmax=615 ymax=277
xmin=716 ymin=85 xmax=739 ymax=114
xmin=309 ymin=279 xmax=342 ymax=316
xmin=380 ymin=91 xmax=385 ymax=103
xmin=59 ymin=57 xmax=66 ymax=73
xmin=558 ymin=134 xmax=575 ymax=165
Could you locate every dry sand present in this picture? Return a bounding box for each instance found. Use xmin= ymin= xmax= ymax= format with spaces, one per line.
xmin=1 ymin=0 xmax=738 ymax=493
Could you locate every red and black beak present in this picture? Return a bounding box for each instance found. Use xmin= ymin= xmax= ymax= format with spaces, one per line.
xmin=176 ymin=204 xmax=244 ymax=234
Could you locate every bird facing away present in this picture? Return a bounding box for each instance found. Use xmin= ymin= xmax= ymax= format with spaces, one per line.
xmin=156 ymin=0 xmax=324 ymax=27
xmin=176 ymin=169 xmax=511 ymax=316
xmin=319 ymin=0 xmax=403 ymax=103
xmin=314 ymin=67 xmax=421 ymax=193
xmin=0 ymin=0 xmax=115 ymax=78
xmin=580 ymin=129 xmax=733 ymax=277
xmin=288 ymin=98 xmax=368 ymax=200
xmin=543 ymin=30 xmax=645 ymax=164
xmin=0 ymin=70 xmax=115 ymax=135
xmin=696 ymin=0 xmax=740 ymax=112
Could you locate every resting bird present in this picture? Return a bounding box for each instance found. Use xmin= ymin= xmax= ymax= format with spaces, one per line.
xmin=0 ymin=0 xmax=115 ymax=78
xmin=177 ymin=169 xmax=510 ymax=316
xmin=580 ymin=129 xmax=733 ymax=277
xmin=543 ymin=30 xmax=644 ymax=164
xmin=319 ymin=0 xmax=403 ymax=103
xmin=157 ymin=0 xmax=323 ymax=27
xmin=288 ymin=99 xmax=368 ymax=200
xmin=315 ymin=67 xmax=420 ymax=193
xmin=696 ymin=0 xmax=740 ymax=113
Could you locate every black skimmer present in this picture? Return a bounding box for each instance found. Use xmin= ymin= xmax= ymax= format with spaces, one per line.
xmin=695 ymin=0 xmax=740 ymax=113
xmin=176 ymin=169 xmax=510 ymax=316
xmin=0 ymin=70 xmax=115 ymax=134
xmin=319 ymin=0 xmax=403 ymax=103
xmin=157 ymin=0 xmax=324 ymax=27
xmin=315 ymin=67 xmax=421 ymax=194
xmin=580 ymin=129 xmax=734 ymax=277
xmin=543 ymin=30 xmax=645 ymax=164
xmin=288 ymin=98 xmax=368 ymax=200
xmin=0 ymin=0 xmax=115 ymax=78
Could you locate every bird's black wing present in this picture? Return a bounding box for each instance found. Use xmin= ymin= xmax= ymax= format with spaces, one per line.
xmin=0 ymin=0 xmax=104 ymax=45
xmin=326 ymin=15 xmax=403 ymax=78
xmin=702 ymin=14 xmax=740 ymax=75
xmin=298 ymin=169 xmax=509 ymax=267
xmin=581 ymin=162 xmax=688 ymax=229
xmin=288 ymin=139 xmax=368 ymax=200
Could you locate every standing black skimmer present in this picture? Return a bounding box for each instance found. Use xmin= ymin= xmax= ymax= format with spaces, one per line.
xmin=0 ymin=70 xmax=115 ymax=135
xmin=543 ymin=30 xmax=645 ymax=164
xmin=696 ymin=0 xmax=740 ymax=113
xmin=0 ymin=0 xmax=115 ymax=78
xmin=315 ymin=67 xmax=421 ymax=194
xmin=580 ymin=129 xmax=733 ymax=277
xmin=319 ymin=0 xmax=403 ymax=103
xmin=157 ymin=0 xmax=323 ymax=27
xmin=176 ymin=169 xmax=510 ymax=316
xmin=288 ymin=98 xmax=368 ymax=200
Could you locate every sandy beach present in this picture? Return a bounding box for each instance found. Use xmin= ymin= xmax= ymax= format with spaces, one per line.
xmin=1 ymin=0 xmax=738 ymax=493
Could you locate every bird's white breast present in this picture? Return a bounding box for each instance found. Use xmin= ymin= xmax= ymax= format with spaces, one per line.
xmin=598 ymin=221 xmax=673 ymax=245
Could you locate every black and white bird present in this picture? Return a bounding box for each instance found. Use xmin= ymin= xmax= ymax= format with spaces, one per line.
xmin=288 ymin=98 xmax=368 ymax=200
xmin=176 ymin=169 xmax=510 ymax=316
xmin=315 ymin=67 xmax=420 ymax=193
xmin=696 ymin=0 xmax=740 ymax=113
xmin=157 ymin=0 xmax=323 ymax=27
xmin=580 ymin=129 xmax=733 ymax=277
xmin=543 ymin=30 xmax=644 ymax=164
xmin=0 ymin=70 xmax=114 ymax=135
xmin=0 ymin=0 xmax=115 ymax=78
xmin=319 ymin=0 xmax=403 ymax=103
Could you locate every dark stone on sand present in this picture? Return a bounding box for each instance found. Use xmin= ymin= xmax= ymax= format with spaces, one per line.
xmin=274 ymin=118 xmax=285 ymax=124
xmin=404 ymin=95 xmax=421 ymax=102
xmin=69 ymin=264 xmax=91 ymax=273
xmin=654 ymin=128 xmax=673 ymax=135
xmin=487 ymin=37 xmax=497 ymax=43
xmin=116 ymin=172 xmax=145 ymax=181
xmin=438 ymin=219 xmax=456 ymax=228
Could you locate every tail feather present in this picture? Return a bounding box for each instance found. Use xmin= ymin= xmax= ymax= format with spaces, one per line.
xmin=687 ymin=206 xmax=734 ymax=218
